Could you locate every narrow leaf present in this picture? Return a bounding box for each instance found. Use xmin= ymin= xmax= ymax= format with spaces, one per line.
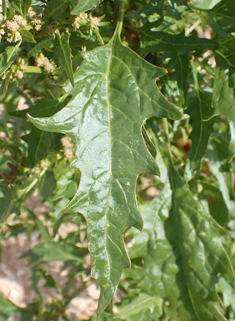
xmin=71 ymin=0 xmax=102 ymax=15
xmin=186 ymin=89 xmax=214 ymax=178
xmin=56 ymin=31 xmax=75 ymax=87
xmin=28 ymin=31 xmax=182 ymax=313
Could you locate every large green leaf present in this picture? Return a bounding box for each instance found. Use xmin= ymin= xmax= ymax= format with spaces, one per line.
xmin=139 ymin=30 xmax=219 ymax=57
xmin=134 ymin=166 xmax=234 ymax=320
xmin=71 ymin=0 xmax=103 ymax=15
xmin=28 ymin=31 xmax=182 ymax=313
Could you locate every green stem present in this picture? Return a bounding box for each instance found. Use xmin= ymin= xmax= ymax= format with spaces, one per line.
xmin=94 ymin=28 xmax=105 ymax=46
xmin=116 ymin=0 xmax=126 ymax=37
xmin=162 ymin=118 xmax=173 ymax=163
xmin=185 ymin=19 xmax=201 ymax=36
xmin=2 ymin=0 xmax=6 ymax=17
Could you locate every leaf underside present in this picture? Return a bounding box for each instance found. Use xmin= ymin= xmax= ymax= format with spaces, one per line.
xmin=28 ymin=32 xmax=181 ymax=313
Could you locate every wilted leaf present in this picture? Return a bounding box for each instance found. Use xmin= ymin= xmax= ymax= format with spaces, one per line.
xmin=71 ymin=0 xmax=103 ymax=15
xmin=139 ymin=30 xmax=219 ymax=57
xmin=28 ymin=30 xmax=182 ymax=313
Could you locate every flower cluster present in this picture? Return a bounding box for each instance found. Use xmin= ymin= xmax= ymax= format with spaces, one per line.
xmin=88 ymin=16 xmax=99 ymax=29
xmin=72 ymin=12 xmax=88 ymax=30
xmin=4 ymin=14 xmax=27 ymax=43
xmin=35 ymin=53 xmax=57 ymax=74
xmin=61 ymin=136 xmax=74 ymax=160
xmin=27 ymin=7 xmax=42 ymax=31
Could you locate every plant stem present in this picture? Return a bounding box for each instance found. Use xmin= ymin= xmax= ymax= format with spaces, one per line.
xmin=2 ymin=0 xmax=6 ymax=16
xmin=185 ymin=19 xmax=201 ymax=36
xmin=94 ymin=28 xmax=105 ymax=46
xmin=162 ymin=118 xmax=172 ymax=163
xmin=116 ymin=0 xmax=126 ymax=37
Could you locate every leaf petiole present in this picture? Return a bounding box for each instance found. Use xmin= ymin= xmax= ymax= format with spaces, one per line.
xmin=116 ymin=0 xmax=126 ymax=37
xmin=94 ymin=28 xmax=105 ymax=46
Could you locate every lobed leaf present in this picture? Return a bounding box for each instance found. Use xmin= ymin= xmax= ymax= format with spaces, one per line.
xmin=28 ymin=31 xmax=182 ymax=313
xmin=139 ymin=30 xmax=220 ymax=57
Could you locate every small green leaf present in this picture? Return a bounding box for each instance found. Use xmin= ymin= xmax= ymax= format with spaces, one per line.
xmin=56 ymin=31 xmax=75 ymax=87
xmin=0 ymin=43 xmax=20 ymax=76
xmin=71 ymin=0 xmax=102 ymax=15
xmin=28 ymin=31 xmax=182 ymax=314
xmin=19 ymin=29 xmax=36 ymax=43
xmin=139 ymin=30 xmax=220 ymax=57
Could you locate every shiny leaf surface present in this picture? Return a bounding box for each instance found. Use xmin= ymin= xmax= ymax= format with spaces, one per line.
xmin=28 ymin=31 xmax=182 ymax=313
